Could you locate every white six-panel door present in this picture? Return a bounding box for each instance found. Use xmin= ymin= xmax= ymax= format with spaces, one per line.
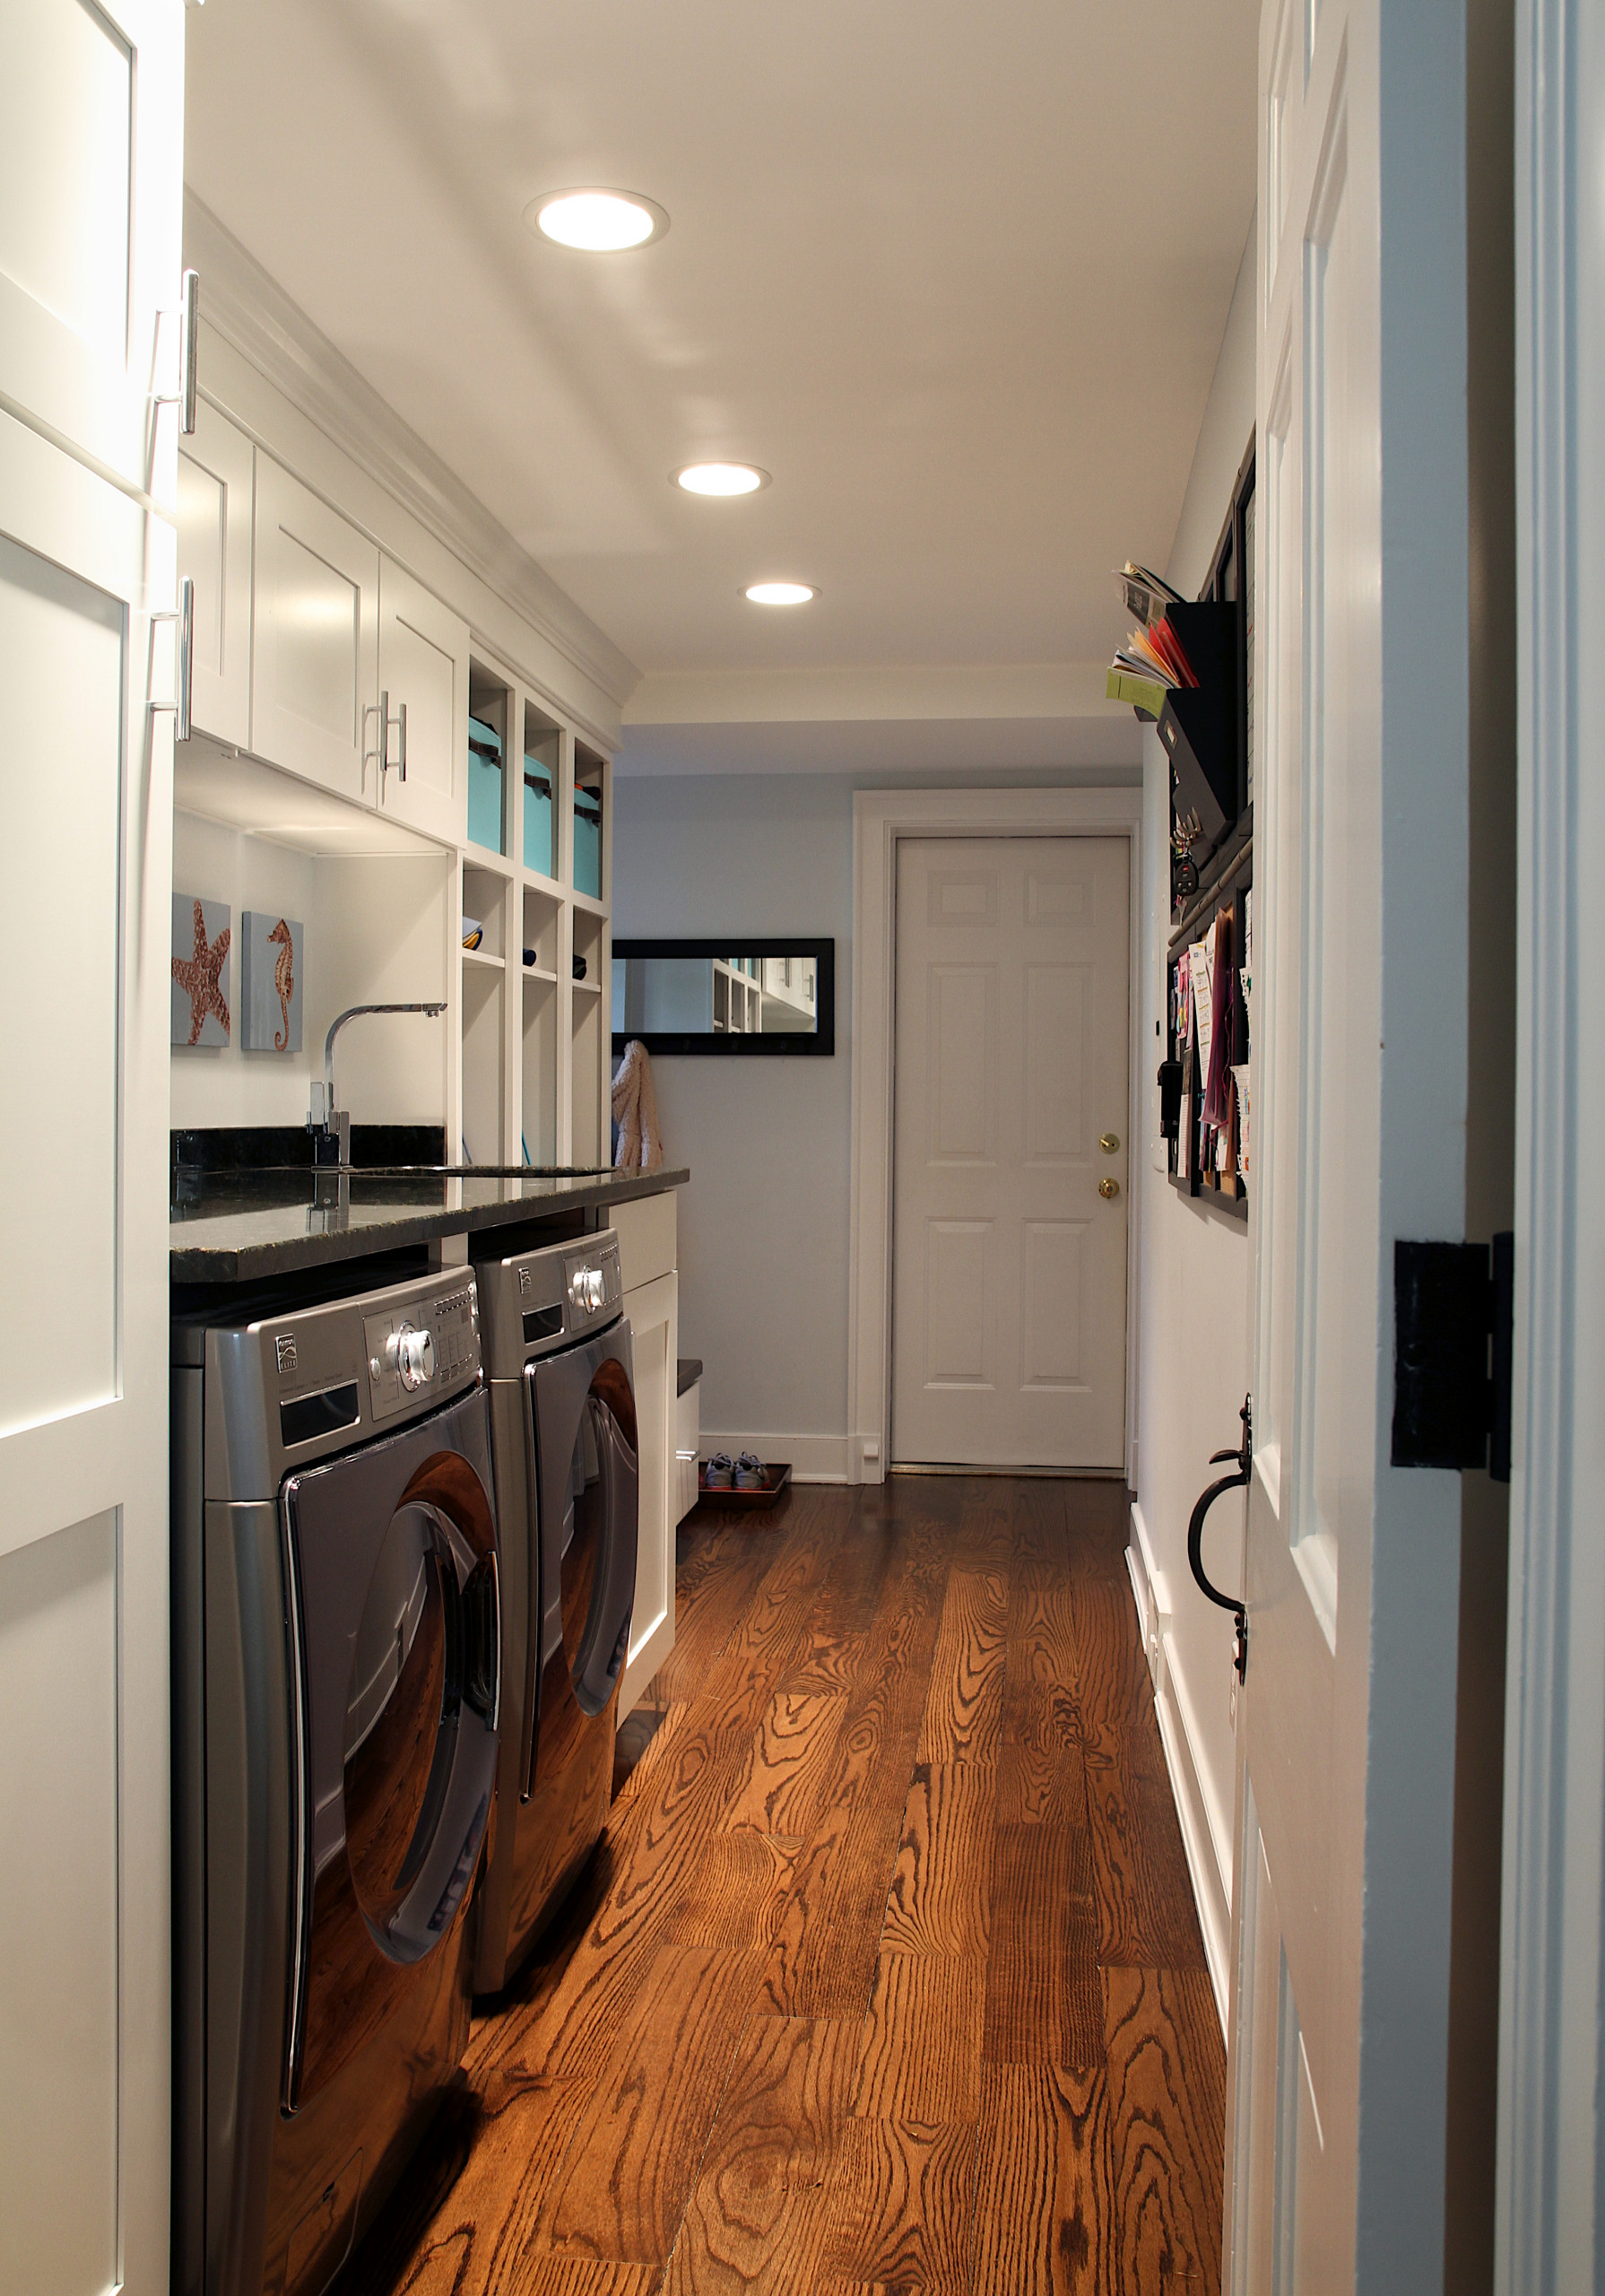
xmin=890 ymin=836 xmax=1129 ymax=1468
xmin=1226 ymin=0 xmax=1473 ymax=2286
xmin=0 ymin=4 xmax=184 ymax=2292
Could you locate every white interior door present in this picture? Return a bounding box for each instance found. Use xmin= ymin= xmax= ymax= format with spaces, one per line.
xmin=1226 ymin=0 xmax=1473 ymax=2286
xmin=0 ymin=16 xmax=182 ymax=2296
xmin=890 ymin=834 xmax=1129 ymax=1468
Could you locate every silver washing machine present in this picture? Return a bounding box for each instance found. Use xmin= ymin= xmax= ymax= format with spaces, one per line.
xmin=171 ymin=1268 xmax=500 ymax=2296
xmin=471 ymin=1229 xmax=638 ymax=1992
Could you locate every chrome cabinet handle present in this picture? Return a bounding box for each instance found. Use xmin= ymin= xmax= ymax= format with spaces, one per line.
xmin=380 ymin=693 xmax=408 ymax=786
xmin=149 ymin=576 xmax=194 ymax=741
xmin=362 ymin=696 xmax=384 ymax=791
xmin=155 ymin=269 xmax=199 ymax=435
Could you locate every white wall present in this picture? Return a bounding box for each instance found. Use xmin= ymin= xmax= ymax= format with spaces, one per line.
xmin=1129 ymin=211 xmax=1256 ymax=2014
xmin=170 ymin=809 xmax=452 ymax=1133
xmin=612 ymin=763 xmax=1136 ymax=1477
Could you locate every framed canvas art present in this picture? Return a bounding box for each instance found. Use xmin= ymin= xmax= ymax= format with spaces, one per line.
xmin=171 ymin=894 xmax=230 ymax=1048
xmin=241 ymin=911 xmax=303 ymax=1052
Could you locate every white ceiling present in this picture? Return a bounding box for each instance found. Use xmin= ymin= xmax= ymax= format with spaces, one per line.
xmin=185 ymin=1 xmax=1256 ymax=732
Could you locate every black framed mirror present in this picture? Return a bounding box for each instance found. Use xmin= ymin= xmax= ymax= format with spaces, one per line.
xmin=611 ymin=938 xmax=835 ymax=1056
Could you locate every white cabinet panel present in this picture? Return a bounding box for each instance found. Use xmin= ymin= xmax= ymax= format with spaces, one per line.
xmin=0 ymin=1513 xmax=119 ymax=2296
xmin=250 ymin=453 xmax=377 ymax=804
xmin=0 ymin=527 xmax=122 ymax=1431
xmin=0 ymin=404 xmax=177 ymax=2294
xmin=377 ymin=555 xmax=468 ymax=845
xmin=618 ymin=1265 xmax=678 ymax=1719
xmin=0 ymin=0 xmax=183 ymax=500
xmin=177 ymin=396 xmax=252 ymax=749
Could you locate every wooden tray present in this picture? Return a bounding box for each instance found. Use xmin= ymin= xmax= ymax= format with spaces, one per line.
xmin=697 ymin=1461 xmax=792 ymax=1509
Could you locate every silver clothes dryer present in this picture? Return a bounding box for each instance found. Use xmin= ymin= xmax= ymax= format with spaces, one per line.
xmin=471 ymin=1229 xmax=638 ymax=1992
xmin=171 ymin=1269 xmax=500 ymax=2296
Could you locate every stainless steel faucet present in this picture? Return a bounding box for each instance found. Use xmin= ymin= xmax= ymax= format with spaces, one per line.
xmin=308 ymin=1002 xmax=447 ymax=1167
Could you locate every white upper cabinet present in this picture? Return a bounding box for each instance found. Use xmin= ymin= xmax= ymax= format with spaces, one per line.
xmin=250 ymin=452 xmax=379 ymax=804
xmin=177 ymin=397 xmax=252 ymax=749
xmin=0 ymin=0 xmax=184 ymax=502
xmin=377 ymin=555 xmax=469 ymax=844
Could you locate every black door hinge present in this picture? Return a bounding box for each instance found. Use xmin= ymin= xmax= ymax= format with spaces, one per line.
xmin=1391 ymin=1233 xmax=1514 ymax=1481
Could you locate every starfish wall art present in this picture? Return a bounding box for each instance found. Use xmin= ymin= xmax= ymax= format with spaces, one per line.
xmin=171 ymin=894 xmax=231 ymax=1048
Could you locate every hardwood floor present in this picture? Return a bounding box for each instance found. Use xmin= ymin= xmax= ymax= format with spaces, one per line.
xmin=347 ymin=1475 xmax=1225 ymax=2296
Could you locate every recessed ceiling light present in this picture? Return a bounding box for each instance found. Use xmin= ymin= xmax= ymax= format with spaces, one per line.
xmin=525 ymin=188 xmax=669 ymax=251
xmin=744 ymin=581 xmax=817 ymax=605
xmin=674 ymin=463 xmax=770 ymax=496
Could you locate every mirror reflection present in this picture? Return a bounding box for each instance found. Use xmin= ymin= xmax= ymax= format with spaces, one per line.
xmin=611 ymin=938 xmax=834 ymax=1056
xmin=614 ymin=952 xmax=819 ymax=1037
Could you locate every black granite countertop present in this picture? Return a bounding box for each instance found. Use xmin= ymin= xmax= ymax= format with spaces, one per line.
xmin=169 ymin=1165 xmax=689 ymax=1285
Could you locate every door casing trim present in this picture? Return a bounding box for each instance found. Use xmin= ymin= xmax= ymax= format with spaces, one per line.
xmin=848 ymin=785 xmax=1145 ymax=1483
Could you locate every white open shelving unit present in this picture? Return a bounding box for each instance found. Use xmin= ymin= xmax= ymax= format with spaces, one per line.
xmin=458 ymin=670 xmax=612 ymax=1170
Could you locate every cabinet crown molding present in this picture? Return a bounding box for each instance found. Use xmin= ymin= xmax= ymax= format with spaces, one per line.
xmin=182 ymin=191 xmax=640 ymax=717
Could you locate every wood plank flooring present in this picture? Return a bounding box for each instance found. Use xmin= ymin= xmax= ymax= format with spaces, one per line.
xmin=348 ymin=1475 xmax=1225 ymax=2296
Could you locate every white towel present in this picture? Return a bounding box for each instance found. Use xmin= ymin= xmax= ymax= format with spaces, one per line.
xmin=611 ymin=1039 xmax=664 ymax=1172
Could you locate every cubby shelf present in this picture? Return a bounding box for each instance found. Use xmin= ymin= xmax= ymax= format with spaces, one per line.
xmin=459 ymin=650 xmax=612 ymax=1170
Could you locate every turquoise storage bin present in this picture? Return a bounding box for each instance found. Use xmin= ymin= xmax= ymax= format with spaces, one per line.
xmin=524 ymin=759 xmax=552 ymax=876
xmin=467 ymin=714 xmax=504 ymax=854
xmin=574 ymin=783 xmax=602 ymax=899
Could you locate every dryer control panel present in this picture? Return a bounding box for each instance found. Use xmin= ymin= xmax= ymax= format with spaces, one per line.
xmin=364 ymin=1280 xmax=480 ymax=1422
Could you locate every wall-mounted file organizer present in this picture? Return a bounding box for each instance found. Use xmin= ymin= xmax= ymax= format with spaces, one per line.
xmin=1162 ymin=839 xmax=1252 ymax=1222
xmin=1157 ymin=599 xmax=1239 ymax=858
xmin=1111 ymin=431 xmax=1256 ymax=922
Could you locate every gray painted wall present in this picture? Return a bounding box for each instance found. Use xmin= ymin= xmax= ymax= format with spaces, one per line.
xmin=612 ymin=762 xmax=1137 ymax=1461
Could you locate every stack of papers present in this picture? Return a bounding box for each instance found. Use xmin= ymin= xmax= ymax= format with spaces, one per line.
xmin=1105 ymin=569 xmax=1197 ymax=716
xmin=1115 ymin=561 xmax=1184 ymax=624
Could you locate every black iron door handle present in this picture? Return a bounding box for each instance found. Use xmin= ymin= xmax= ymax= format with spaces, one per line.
xmin=1187 ymin=1394 xmax=1251 ymax=1682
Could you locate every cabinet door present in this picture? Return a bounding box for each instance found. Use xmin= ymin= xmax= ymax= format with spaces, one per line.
xmin=0 ymin=0 xmax=184 ymax=500
xmin=250 ymin=453 xmax=378 ymax=803
xmin=377 ymin=555 xmax=469 ymax=845
xmin=176 ymin=396 xmax=252 ymax=748
xmin=618 ymin=1269 xmax=677 ymax=1718
xmin=0 ymin=407 xmax=175 ymax=2296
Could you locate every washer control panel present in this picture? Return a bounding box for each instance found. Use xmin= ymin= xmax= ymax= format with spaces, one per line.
xmin=363 ymin=1280 xmax=479 ymax=1422
xmin=563 ymin=1237 xmax=622 ymax=1331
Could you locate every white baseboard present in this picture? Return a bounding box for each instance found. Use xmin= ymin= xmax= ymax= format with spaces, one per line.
xmin=1125 ymin=1511 xmax=1231 ymax=2039
xmin=699 ymin=1431 xmax=853 ymax=1484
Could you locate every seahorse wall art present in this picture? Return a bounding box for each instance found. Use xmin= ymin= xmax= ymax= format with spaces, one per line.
xmin=241 ymin=911 xmax=304 ymax=1053
xmin=171 ymin=894 xmax=231 ymax=1048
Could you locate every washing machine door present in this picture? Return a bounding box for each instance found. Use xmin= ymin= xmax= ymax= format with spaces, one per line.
xmin=281 ymin=1388 xmax=499 ymax=2111
xmin=525 ymin=1322 xmax=638 ymax=1796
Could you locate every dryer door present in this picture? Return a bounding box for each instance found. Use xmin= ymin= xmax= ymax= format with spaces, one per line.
xmin=525 ymin=1324 xmax=638 ymax=1794
xmin=281 ymin=1389 xmax=499 ymax=2110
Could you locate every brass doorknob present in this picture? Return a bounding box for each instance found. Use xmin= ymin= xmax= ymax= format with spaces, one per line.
xmin=1099 ymin=1132 xmax=1120 ymax=1154
xmin=1099 ymin=1176 xmax=1121 ymax=1200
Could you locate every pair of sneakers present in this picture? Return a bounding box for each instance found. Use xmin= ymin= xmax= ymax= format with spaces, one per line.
xmin=706 ymin=1449 xmax=767 ymax=1491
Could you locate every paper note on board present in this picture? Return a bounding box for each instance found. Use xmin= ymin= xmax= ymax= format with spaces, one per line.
xmin=1189 ymin=940 xmax=1214 ymax=1086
